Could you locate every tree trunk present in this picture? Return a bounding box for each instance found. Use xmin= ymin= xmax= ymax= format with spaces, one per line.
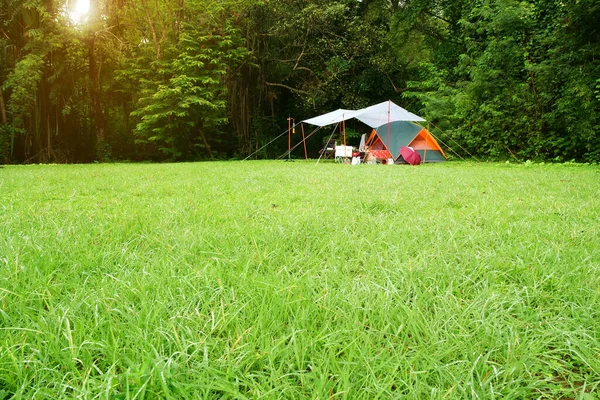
xmin=141 ymin=0 xmax=162 ymax=59
xmin=0 ymin=88 xmax=7 ymax=124
xmin=42 ymin=73 xmax=52 ymax=161
xmin=198 ymin=126 xmax=215 ymax=160
xmin=176 ymin=0 xmax=184 ymax=37
xmin=0 ymin=87 xmax=7 ymax=161
xmin=88 ymin=35 xmax=106 ymax=144
xmin=87 ymin=0 xmax=106 ymax=148
xmin=46 ymin=105 xmax=51 ymax=159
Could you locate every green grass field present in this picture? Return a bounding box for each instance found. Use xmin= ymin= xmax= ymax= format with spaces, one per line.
xmin=1 ymin=161 xmax=599 ymax=399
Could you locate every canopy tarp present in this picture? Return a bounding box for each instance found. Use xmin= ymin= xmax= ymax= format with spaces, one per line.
xmin=302 ymin=109 xmax=363 ymax=127
xmin=355 ymin=101 xmax=425 ymax=127
xmin=302 ymin=100 xmax=425 ymax=128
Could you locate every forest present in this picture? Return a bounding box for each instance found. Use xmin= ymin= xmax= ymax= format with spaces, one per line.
xmin=1 ymin=0 xmax=599 ymax=164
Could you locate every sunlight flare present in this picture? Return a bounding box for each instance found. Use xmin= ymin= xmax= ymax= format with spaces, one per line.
xmin=69 ymin=0 xmax=90 ymax=24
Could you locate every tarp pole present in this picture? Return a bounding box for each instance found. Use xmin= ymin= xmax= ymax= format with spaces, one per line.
xmin=387 ymin=100 xmax=391 ymax=154
xmin=301 ymin=123 xmax=308 ymax=160
xmin=287 ymin=117 xmax=292 ymax=161
xmin=343 ymin=118 xmax=347 ymax=147
xmin=278 ymin=125 xmax=325 ymax=161
xmin=316 ymin=124 xmax=340 ymax=165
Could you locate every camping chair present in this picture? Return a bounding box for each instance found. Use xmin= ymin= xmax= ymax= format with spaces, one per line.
xmin=319 ymin=138 xmax=336 ymax=159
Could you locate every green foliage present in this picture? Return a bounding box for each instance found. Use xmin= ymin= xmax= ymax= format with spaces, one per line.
xmin=3 ymin=53 xmax=44 ymax=125
xmin=405 ymin=0 xmax=600 ymax=162
xmin=254 ymin=1 xmax=401 ymax=111
xmin=95 ymin=138 xmax=112 ymax=163
xmin=0 ymin=0 xmax=597 ymax=162
xmin=130 ymin=7 xmax=249 ymax=159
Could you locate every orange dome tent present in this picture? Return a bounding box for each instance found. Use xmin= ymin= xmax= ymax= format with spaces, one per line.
xmin=365 ymin=121 xmax=446 ymax=163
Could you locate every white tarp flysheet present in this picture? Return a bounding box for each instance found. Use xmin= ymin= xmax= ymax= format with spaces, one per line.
xmin=302 ymin=100 xmax=425 ymax=128
xmin=301 ymin=109 xmax=363 ymax=127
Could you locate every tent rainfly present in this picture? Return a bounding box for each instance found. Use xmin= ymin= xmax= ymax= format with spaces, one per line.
xmin=302 ymin=100 xmax=446 ymax=163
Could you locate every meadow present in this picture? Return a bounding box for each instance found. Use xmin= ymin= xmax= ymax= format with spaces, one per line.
xmin=1 ymin=160 xmax=599 ymax=399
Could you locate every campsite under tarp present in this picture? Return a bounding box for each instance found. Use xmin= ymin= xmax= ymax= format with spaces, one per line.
xmin=366 ymin=121 xmax=447 ymax=163
xmin=302 ymin=100 xmax=446 ymax=163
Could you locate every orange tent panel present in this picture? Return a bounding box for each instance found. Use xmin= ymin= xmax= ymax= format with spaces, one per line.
xmin=408 ymin=129 xmax=447 ymax=158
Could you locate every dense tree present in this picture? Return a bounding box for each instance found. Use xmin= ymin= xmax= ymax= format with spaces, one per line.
xmin=0 ymin=0 xmax=597 ymax=163
xmin=129 ymin=2 xmax=250 ymax=159
xmin=236 ymin=0 xmax=423 ymax=157
xmin=405 ymin=0 xmax=600 ymax=161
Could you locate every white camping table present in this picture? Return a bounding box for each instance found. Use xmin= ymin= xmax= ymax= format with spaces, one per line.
xmin=335 ymin=145 xmax=353 ymax=159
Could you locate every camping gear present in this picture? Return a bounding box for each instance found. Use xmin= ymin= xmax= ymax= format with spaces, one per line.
xmin=370 ymin=149 xmax=392 ymax=159
xmin=335 ymin=145 xmax=353 ymax=160
xmin=302 ymin=101 xmax=425 ymax=128
xmin=366 ymin=121 xmax=446 ymax=163
xmin=320 ymin=139 xmax=336 ymax=159
xmin=353 ymin=101 xmax=425 ymax=127
xmin=259 ymin=100 xmax=446 ymax=163
xmin=400 ymin=146 xmax=422 ymax=165
xmin=302 ymin=109 xmax=363 ymax=127
xmin=358 ymin=134 xmax=366 ymax=152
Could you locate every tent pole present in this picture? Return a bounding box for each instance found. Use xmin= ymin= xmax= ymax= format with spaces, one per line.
xmin=286 ymin=117 xmax=295 ymax=161
xmin=285 ymin=125 xmax=323 ymax=160
xmin=301 ymin=123 xmax=308 ymax=160
xmin=287 ymin=117 xmax=291 ymax=161
xmin=316 ymin=124 xmax=339 ymax=165
xmin=387 ymin=101 xmax=391 ymax=156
